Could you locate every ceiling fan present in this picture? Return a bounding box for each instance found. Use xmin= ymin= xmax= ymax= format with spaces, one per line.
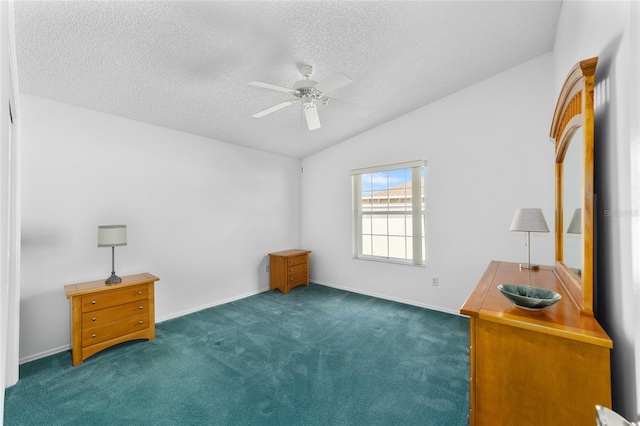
xmin=248 ymin=65 xmax=370 ymax=130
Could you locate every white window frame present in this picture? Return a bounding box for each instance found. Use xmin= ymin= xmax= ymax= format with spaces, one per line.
xmin=351 ymin=160 xmax=426 ymax=266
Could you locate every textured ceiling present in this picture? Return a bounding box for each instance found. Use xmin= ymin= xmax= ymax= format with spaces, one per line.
xmin=14 ymin=1 xmax=562 ymax=159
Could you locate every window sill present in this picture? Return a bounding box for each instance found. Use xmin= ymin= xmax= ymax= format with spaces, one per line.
xmin=353 ymin=255 xmax=426 ymax=268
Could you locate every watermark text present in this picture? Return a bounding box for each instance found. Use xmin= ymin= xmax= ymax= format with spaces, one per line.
xmin=603 ymin=209 xmax=640 ymax=218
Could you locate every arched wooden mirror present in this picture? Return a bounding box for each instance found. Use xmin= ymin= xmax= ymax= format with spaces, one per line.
xmin=550 ymin=57 xmax=597 ymax=316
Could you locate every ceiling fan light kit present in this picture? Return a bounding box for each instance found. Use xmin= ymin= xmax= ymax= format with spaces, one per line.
xmin=299 ymin=65 xmax=313 ymax=79
xmin=248 ymin=64 xmax=370 ymax=130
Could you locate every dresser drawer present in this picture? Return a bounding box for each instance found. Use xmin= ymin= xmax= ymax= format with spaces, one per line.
xmin=82 ymin=314 xmax=149 ymax=347
xmin=287 ymin=255 xmax=307 ymax=266
xmin=82 ymin=300 xmax=149 ymax=329
xmin=81 ymin=284 xmax=148 ymax=313
xmin=287 ymin=263 xmax=308 ymax=275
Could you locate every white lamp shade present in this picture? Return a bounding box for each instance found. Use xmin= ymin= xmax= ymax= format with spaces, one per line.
xmin=509 ymin=208 xmax=549 ymax=233
xmin=567 ymin=208 xmax=582 ymax=234
xmin=98 ymin=225 xmax=127 ymax=247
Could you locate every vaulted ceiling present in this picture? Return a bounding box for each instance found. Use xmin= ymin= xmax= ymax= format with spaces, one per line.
xmin=14 ymin=1 xmax=562 ymax=158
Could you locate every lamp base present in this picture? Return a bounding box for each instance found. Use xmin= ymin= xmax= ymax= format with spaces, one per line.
xmin=519 ymin=263 xmax=540 ymax=271
xmin=105 ymin=273 xmax=122 ymax=285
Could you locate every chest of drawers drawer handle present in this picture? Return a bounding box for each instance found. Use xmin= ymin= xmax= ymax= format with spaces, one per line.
xmin=139 ymin=306 xmax=143 ymax=310
xmin=91 ymin=300 xmax=96 ymax=305
xmin=91 ymin=333 xmax=96 ymax=338
xmin=91 ymin=317 xmax=97 ymax=322
xmin=138 ymin=291 xmax=143 ymax=295
xmin=138 ymin=320 xmax=143 ymax=325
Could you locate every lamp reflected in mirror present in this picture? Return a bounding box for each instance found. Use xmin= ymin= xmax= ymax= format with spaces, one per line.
xmin=565 ymin=208 xmax=582 ymax=276
xmin=567 ymin=208 xmax=582 ymax=234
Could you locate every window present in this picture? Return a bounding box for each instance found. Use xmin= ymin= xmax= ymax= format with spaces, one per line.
xmin=351 ymin=160 xmax=426 ymax=266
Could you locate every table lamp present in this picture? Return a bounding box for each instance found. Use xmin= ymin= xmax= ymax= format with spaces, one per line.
xmin=98 ymin=225 xmax=127 ymax=284
xmin=509 ymin=208 xmax=549 ymax=270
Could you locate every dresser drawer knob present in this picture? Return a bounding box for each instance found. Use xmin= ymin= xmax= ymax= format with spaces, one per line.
xmin=91 ymin=334 xmax=96 ymax=338
xmin=138 ymin=291 xmax=143 ymax=295
xmin=91 ymin=300 xmax=96 ymax=305
xmin=138 ymin=321 xmax=143 ymax=325
xmin=91 ymin=317 xmax=97 ymax=322
xmin=138 ymin=306 xmax=143 ymax=310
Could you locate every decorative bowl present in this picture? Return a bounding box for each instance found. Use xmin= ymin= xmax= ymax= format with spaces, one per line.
xmin=497 ymin=284 xmax=562 ymax=310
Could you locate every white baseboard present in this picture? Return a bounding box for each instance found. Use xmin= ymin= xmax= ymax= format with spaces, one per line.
xmin=19 ymin=344 xmax=71 ymax=365
xmin=311 ymin=280 xmax=463 ymax=317
xmin=155 ymin=287 xmax=271 ymax=323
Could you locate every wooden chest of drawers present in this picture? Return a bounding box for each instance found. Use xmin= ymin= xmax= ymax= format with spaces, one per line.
xmin=64 ymin=273 xmax=159 ymax=366
xmin=268 ymin=249 xmax=311 ymax=294
xmin=460 ymin=261 xmax=611 ymax=425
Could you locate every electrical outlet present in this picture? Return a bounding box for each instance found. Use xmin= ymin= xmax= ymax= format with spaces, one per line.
xmin=265 ymin=264 xmax=270 ymax=272
xmin=432 ymin=277 xmax=439 ymax=286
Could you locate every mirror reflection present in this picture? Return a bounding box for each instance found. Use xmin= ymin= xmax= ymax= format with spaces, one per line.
xmin=563 ymin=127 xmax=583 ymax=275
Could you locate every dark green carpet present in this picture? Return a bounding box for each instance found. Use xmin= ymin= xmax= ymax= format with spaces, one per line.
xmin=4 ymin=284 xmax=470 ymax=425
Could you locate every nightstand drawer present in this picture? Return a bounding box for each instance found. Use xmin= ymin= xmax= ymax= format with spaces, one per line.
xmin=82 ymin=314 xmax=149 ymax=347
xmin=288 ymin=272 xmax=308 ymax=285
xmin=287 ymin=255 xmax=307 ymax=266
xmin=81 ymin=284 xmax=148 ymax=313
xmin=287 ymin=263 xmax=308 ymax=275
xmin=82 ymin=300 xmax=149 ymax=329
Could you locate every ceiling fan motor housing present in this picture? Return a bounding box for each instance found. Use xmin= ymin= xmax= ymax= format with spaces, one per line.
xmin=292 ymin=80 xmax=323 ymax=100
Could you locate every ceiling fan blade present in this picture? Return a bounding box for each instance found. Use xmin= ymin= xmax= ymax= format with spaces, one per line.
xmin=252 ymin=100 xmax=296 ymax=118
xmin=303 ymin=102 xmax=321 ymax=130
xmin=313 ymin=72 xmax=352 ymax=94
xmin=326 ymin=97 xmax=370 ymax=118
xmin=248 ymin=81 xmax=296 ymax=94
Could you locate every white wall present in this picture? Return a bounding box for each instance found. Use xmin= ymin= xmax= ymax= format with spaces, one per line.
xmin=553 ymin=1 xmax=639 ymax=420
xmin=301 ymin=53 xmax=555 ymax=313
xmin=19 ymin=94 xmax=301 ymax=361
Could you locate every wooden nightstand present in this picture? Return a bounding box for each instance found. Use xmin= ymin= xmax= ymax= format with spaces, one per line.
xmin=64 ymin=273 xmax=159 ymax=366
xmin=268 ymin=249 xmax=311 ymax=294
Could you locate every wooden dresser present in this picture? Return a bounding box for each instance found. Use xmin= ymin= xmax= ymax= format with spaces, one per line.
xmin=460 ymin=261 xmax=611 ymax=425
xmin=268 ymin=249 xmax=311 ymax=294
xmin=64 ymin=273 xmax=159 ymax=366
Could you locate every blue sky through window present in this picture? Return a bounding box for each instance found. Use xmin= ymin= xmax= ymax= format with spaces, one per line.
xmin=361 ymin=167 xmax=424 ymax=192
